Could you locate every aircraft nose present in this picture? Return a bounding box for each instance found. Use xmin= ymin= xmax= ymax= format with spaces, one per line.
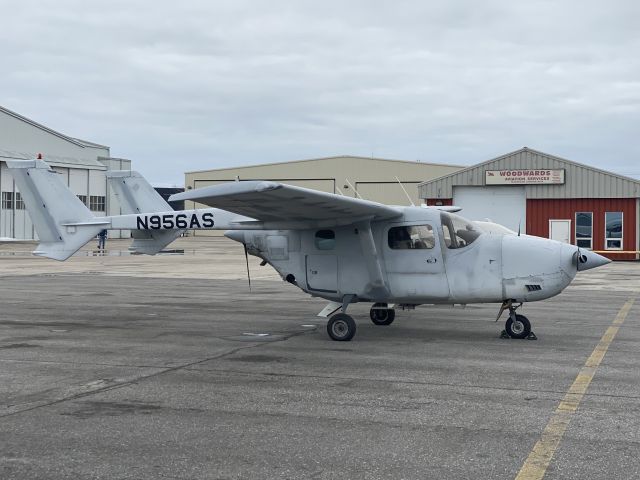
xmin=577 ymin=249 xmax=611 ymax=271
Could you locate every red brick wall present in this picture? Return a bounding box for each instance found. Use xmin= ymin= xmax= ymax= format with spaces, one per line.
xmin=526 ymin=198 xmax=637 ymax=260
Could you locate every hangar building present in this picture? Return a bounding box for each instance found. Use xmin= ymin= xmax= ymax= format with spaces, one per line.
xmin=184 ymin=155 xmax=465 ymax=235
xmin=419 ymin=148 xmax=640 ymax=260
xmin=0 ymin=105 xmax=132 ymax=239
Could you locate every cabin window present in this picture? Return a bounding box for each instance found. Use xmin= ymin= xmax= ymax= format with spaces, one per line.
xmin=575 ymin=212 xmax=592 ymax=249
xmin=605 ymin=212 xmax=622 ymax=250
xmin=315 ymin=230 xmax=335 ymax=250
xmin=388 ymin=225 xmax=435 ymax=250
xmin=440 ymin=212 xmax=481 ymax=249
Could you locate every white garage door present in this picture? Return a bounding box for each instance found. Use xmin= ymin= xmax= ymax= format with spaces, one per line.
xmin=453 ymin=186 xmax=526 ymax=233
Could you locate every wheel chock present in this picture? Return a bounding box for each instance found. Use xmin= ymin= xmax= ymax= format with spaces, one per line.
xmin=499 ymin=329 xmax=510 ymax=339
xmin=526 ymin=332 xmax=538 ymax=340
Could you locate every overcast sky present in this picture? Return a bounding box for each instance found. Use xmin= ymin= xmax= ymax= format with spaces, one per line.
xmin=2 ymin=0 xmax=639 ymax=185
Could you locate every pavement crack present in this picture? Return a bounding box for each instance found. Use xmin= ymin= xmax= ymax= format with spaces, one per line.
xmin=0 ymin=325 xmax=317 ymax=419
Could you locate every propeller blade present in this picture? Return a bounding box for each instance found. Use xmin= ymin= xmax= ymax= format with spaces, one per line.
xmin=243 ymin=243 xmax=252 ymax=292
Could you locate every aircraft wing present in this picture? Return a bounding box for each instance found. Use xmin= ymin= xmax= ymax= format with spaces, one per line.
xmin=170 ymin=181 xmax=402 ymax=227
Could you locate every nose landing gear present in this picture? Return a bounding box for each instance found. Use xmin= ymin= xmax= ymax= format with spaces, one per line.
xmin=497 ymin=300 xmax=537 ymax=340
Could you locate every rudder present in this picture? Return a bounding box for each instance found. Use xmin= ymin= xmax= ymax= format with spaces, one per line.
xmin=7 ymin=159 xmax=108 ymax=260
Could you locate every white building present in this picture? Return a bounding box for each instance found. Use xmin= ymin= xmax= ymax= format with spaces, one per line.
xmin=0 ymin=105 xmax=131 ymax=239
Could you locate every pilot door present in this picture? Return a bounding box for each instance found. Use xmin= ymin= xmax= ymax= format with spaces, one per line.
xmin=383 ymin=222 xmax=450 ymax=301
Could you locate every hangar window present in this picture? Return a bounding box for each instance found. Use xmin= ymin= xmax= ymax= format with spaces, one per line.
xmin=315 ymin=230 xmax=335 ymax=250
xmin=1 ymin=192 xmax=13 ymax=210
xmin=388 ymin=225 xmax=435 ymax=249
xmin=605 ymin=212 xmax=622 ymax=250
xmin=77 ymin=195 xmax=87 ymax=206
xmin=440 ymin=212 xmax=481 ymax=249
xmin=15 ymin=193 xmax=24 ymax=210
xmin=575 ymin=212 xmax=592 ymax=249
xmin=89 ymin=195 xmax=106 ymax=212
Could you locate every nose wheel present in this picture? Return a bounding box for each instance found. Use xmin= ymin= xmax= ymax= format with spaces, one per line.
xmin=369 ymin=303 xmax=396 ymax=325
xmin=498 ymin=300 xmax=536 ymax=340
xmin=505 ymin=314 xmax=531 ymax=339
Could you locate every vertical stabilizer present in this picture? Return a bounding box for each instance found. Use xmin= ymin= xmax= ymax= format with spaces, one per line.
xmin=6 ymin=159 xmax=108 ymax=260
xmin=106 ymin=170 xmax=171 ymax=214
xmin=106 ymin=170 xmax=181 ymax=254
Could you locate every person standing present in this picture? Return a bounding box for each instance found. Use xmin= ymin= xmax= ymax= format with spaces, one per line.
xmin=97 ymin=229 xmax=107 ymax=251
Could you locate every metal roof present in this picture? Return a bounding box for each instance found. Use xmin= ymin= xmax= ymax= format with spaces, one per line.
xmin=0 ymin=149 xmax=106 ymax=170
xmin=0 ymin=105 xmax=90 ymax=148
xmin=419 ymin=147 xmax=640 ymax=199
xmin=185 ymin=155 xmax=466 ymax=174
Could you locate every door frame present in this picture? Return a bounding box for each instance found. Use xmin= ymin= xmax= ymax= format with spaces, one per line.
xmin=549 ymin=219 xmax=571 ymax=243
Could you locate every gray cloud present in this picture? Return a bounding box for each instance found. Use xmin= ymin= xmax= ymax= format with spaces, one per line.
xmin=2 ymin=0 xmax=639 ymax=183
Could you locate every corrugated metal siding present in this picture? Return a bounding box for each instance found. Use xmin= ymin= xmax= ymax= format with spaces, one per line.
xmin=419 ymin=148 xmax=640 ymax=200
xmin=527 ymin=198 xmax=636 ymax=260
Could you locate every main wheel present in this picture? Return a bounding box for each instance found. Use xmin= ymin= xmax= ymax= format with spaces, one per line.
xmin=327 ymin=313 xmax=357 ymax=341
xmin=505 ymin=314 xmax=531 ymax=339
xmin=369 ymin=303 xmax=396 ymax=326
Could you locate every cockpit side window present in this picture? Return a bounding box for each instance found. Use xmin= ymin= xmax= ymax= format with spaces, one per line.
xmin=440 ymin=212 xmax=481 ymax=249
xmin=388 ymin=225 xmax=435 ymax=250
xmin=315 ymin=230 xmax=335 ymax=250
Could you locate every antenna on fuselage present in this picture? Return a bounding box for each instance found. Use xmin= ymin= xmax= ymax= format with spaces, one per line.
xmin=395 ymin=176 xmax=415 ymax=206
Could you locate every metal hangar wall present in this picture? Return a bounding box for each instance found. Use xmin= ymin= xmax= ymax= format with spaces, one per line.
xmin=185 ymin=155 xmax=465 ymax=235
xmin=419 ymin=147 xmax=640 ymax=260
xmin=0 ymin=105 xmax=133 ymax=240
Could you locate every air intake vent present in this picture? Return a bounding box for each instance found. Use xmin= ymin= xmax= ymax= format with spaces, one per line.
xmin=525 ymin=284 xmax=542 ymax=292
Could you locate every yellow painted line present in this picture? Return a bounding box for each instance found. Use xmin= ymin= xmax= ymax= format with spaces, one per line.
xmin=515 ymin=296 xmax=637 ymax=480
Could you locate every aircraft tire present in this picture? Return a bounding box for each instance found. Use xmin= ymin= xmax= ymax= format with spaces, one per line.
xmin=370 ymin=305 xmax=395 ymax=325
xmin=505 ymin=314 xmax=531 ymax=339
xmin=327 ymin=313 xmax=357 ymax=341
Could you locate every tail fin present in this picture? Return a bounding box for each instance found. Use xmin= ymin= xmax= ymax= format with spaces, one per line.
xmin=106 ymin=170 xmax=171 ymax=214
xmin=106 ymin=170 xmax=181 ymax=255
xmin=7 ymin=159 xmax=108 ymax=260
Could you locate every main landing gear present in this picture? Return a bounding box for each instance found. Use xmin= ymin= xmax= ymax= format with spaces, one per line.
xmin=497 ymin=300 xmax=535 ymax=340
xmin=369 ymin=303 xmax=396 ymax=326
xmin=325 ymin=301 xmax=397 ymax=341
xmin=327 ymin=313 xmax=357 ymax=341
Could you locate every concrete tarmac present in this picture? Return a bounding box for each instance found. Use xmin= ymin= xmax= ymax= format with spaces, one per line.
xmin=0 ymin=238 xmax=639 ymax=479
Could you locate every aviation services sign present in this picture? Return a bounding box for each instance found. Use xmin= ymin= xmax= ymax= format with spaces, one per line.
xmin=485 ymin=169 xmax=565 ymax=185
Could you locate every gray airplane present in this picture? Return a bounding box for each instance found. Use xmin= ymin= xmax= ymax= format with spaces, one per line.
xmin=8 ymin=159 xmax=610 ymax=341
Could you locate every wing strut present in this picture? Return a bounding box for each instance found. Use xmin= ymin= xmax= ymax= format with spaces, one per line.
xmin=355 ymin=220 xmax=389 ymax=300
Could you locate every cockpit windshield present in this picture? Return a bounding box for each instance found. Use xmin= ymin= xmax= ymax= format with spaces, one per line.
xmin=440 ymin=212 xmax=481 ymax=249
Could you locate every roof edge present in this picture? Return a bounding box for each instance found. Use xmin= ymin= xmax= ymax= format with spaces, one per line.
xmin=418 ymin=147 xmax=640 ymax=187
xmin=185 ymin=155 xmax=466 ymax=174
xmin=1 ymin=105 xmax=93 ymax=149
